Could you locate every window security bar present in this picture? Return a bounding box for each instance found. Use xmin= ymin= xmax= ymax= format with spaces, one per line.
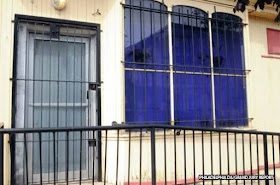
xmin=121 ymin=3 xmax=248 ymax=25
xmin=123 ymin=0 xmax=249 ymax=128
xmin=122 ymin=61 xmax=251 ymax=73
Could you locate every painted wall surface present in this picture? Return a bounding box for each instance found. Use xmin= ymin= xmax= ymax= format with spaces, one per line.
xmin=248 ymin=15 xmax=280 ymax=132
xmin=1 ymin=0 xmax=280 ymax=184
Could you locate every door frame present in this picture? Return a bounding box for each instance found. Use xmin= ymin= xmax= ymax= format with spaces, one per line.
xmin=11 ymin=14 xmax=102 ymax=184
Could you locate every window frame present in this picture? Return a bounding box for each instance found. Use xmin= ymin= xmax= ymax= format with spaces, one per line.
xmin=267 ymin=28 xmax=280 ymax=55
xmin=123 ymin=0 xmax=171 ymax=125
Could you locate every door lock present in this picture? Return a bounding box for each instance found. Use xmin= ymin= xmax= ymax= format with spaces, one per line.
xmin=89 ymin=83 xmax=97 ymax=90
xmin=88 ymin=139 xmax=97 ymax=147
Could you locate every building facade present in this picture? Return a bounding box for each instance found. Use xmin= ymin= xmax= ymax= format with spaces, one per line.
xmin=1 ymin=0 xmax=280 ymax=184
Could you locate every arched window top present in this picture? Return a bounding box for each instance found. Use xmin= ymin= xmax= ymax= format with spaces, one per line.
xmin=172 ymin=5 xmax=207 ymax=18
xmin=212 ymin=12 xmax=242 ymax=23
xmin=125 ymin=0 xmax=167 ymax=10
xmin=172 ymin=6 xmax=208 ymax=28
xmin=211 ymin=12 xmax=243 ymax=32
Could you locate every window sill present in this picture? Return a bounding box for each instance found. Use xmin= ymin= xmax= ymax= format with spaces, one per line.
xmin=261 ymin=55 xmax=280 ymax=60
xmin=103 ymin=123 xmax=256 ymax=140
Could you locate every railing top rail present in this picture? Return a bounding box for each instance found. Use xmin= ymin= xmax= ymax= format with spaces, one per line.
xmin=0 ymin=124 xmax=279 ymax=135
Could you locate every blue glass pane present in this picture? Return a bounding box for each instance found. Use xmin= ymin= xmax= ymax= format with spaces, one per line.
xmin=124 ymin=0 xmax=169 ymax=70
xmin=125 ymin=71 xmax=170 ymax=124
xmin=212 ymin=13 xmax=245 ymax=75
xmin=172 ymin=6 xmax=211 ymax=73
xmin=214 ymin=76 xmax=248 ymax=127
xmin=174 ymin=74 xmax=213 ymax=127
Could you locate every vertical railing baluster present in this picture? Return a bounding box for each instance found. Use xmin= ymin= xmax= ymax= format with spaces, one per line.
xmin=151 ymin=128 xmax=156 ymax=185
xmin=116 ymin=130 xmax=119 ymax=185
xmin=263 ymin=134 xmax=269 ymax=185
xmin=92 ymin=130 xmax=95 ymax=185
xmin=184 ymin=130 xmax=187 ymax=185
xmin=104 ymin=130 xmax=108 ymax=185
xmin=272 ymin=135 xmax=276 ymax=185
xmin=210 ymin=131 xmax=213 ymax=185
xmin=98 ymin=130 xmax=102 ymax=182
xmin=80 ymin=131 xmax=83 ymax=185
xmin=164 ymin=128 xmax=167 ymax=185
xmin=39 ymin=132 xmax=42 ymax=185
xmin=24 ymin=133 xmax=29 ymax=184
xmin=174 ymin=129 xmax=177 ymax=185
xmin=0 ymin=132 xmax=3 ymax=185
xmin=140 ymin=128 xmax=143 ymax=185
xmin=66 ymin=131 xmax=69 ymax=185
xmin=128 ymin=129 xmax=131 ymax=185
xmin=235 ymin=133 xmax=237 ymax=185
xmin=193 ymin=130 xmax=196 ymax=185
xmin=202 ymin=131 xmax=205 ymax=185
xmin=53 ymin=132 xmax=56 ymax=185
xmin=256 ymin=134 xmax=260 ymax=185
xmin=219 ymin=132 xmax=221 ymax=185
xmin=227 ymin=132 xmax=229 ymax=185
xmin=249 ymin=133 xmax=252 ymax=185
xmin=278 ymin=135 xmax=280 ymax=185
xmin=242 ymin=133 xmax=245 ymax=185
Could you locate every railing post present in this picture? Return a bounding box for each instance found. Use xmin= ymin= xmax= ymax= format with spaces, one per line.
xmin=263 ymin=134 xmax=269 ymax=185
xmin=151 ymin=128 xmax=156 ymax=185
xmin=0 ymin=123 xmax=3 ymax=185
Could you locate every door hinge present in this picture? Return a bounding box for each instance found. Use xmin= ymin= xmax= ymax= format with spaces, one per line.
xmin=50 ymin=24 xmax=60 ymax=39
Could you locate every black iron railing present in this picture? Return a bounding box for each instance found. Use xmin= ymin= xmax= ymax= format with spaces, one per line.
xmin=0 ymin=125 xmax=280 ymax=185
xmin=0 ymin=123 xmax=3 ymax=185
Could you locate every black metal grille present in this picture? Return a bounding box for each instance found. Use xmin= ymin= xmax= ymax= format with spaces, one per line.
xmin=11 ymin=15 xmax=101 ymax=185
xmin=123 ymin=0 xmax=251 ymax=128
xmin=1 ymin=125 xmax=280 ymax=185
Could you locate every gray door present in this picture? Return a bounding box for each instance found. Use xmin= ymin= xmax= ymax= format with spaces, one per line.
xmin=14 ymin=21 xmax=99 ymax=184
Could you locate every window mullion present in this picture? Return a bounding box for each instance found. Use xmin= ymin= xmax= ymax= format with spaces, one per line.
xmin=208 ymin=13 xmax=216 ymax=128
xmin=168 ymin=7 xmax=175 ymax=126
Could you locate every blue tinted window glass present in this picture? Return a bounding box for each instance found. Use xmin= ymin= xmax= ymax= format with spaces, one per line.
xmin=173 ymin=74 xmax=213 ymax=127
xmin=125 ymin=71 xmax=170 ymax=124
xmin=124 ymin=0 xmax=169 ymax=70
xmin=172 ymin=6 xmax=211 ymax=73
xmin=211 ymin=13 xmax=245 ymax=75
xmin=214 ymin=76 xmax=248 ymax=127
xmin=212 ymin=13 xmax=248 ymax=127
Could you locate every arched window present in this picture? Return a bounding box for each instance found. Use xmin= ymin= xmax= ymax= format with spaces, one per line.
xmin=211 ymin=13 xmax=248 ymax=127
xmin=172 ymin=6 xmax=213 ymax=127
xmin=124 ymin=0 xmax=170 ymax=124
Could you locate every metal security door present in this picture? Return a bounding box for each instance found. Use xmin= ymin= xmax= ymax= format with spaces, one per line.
xmin=12 ymin=15 xmax=101 ymax=184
